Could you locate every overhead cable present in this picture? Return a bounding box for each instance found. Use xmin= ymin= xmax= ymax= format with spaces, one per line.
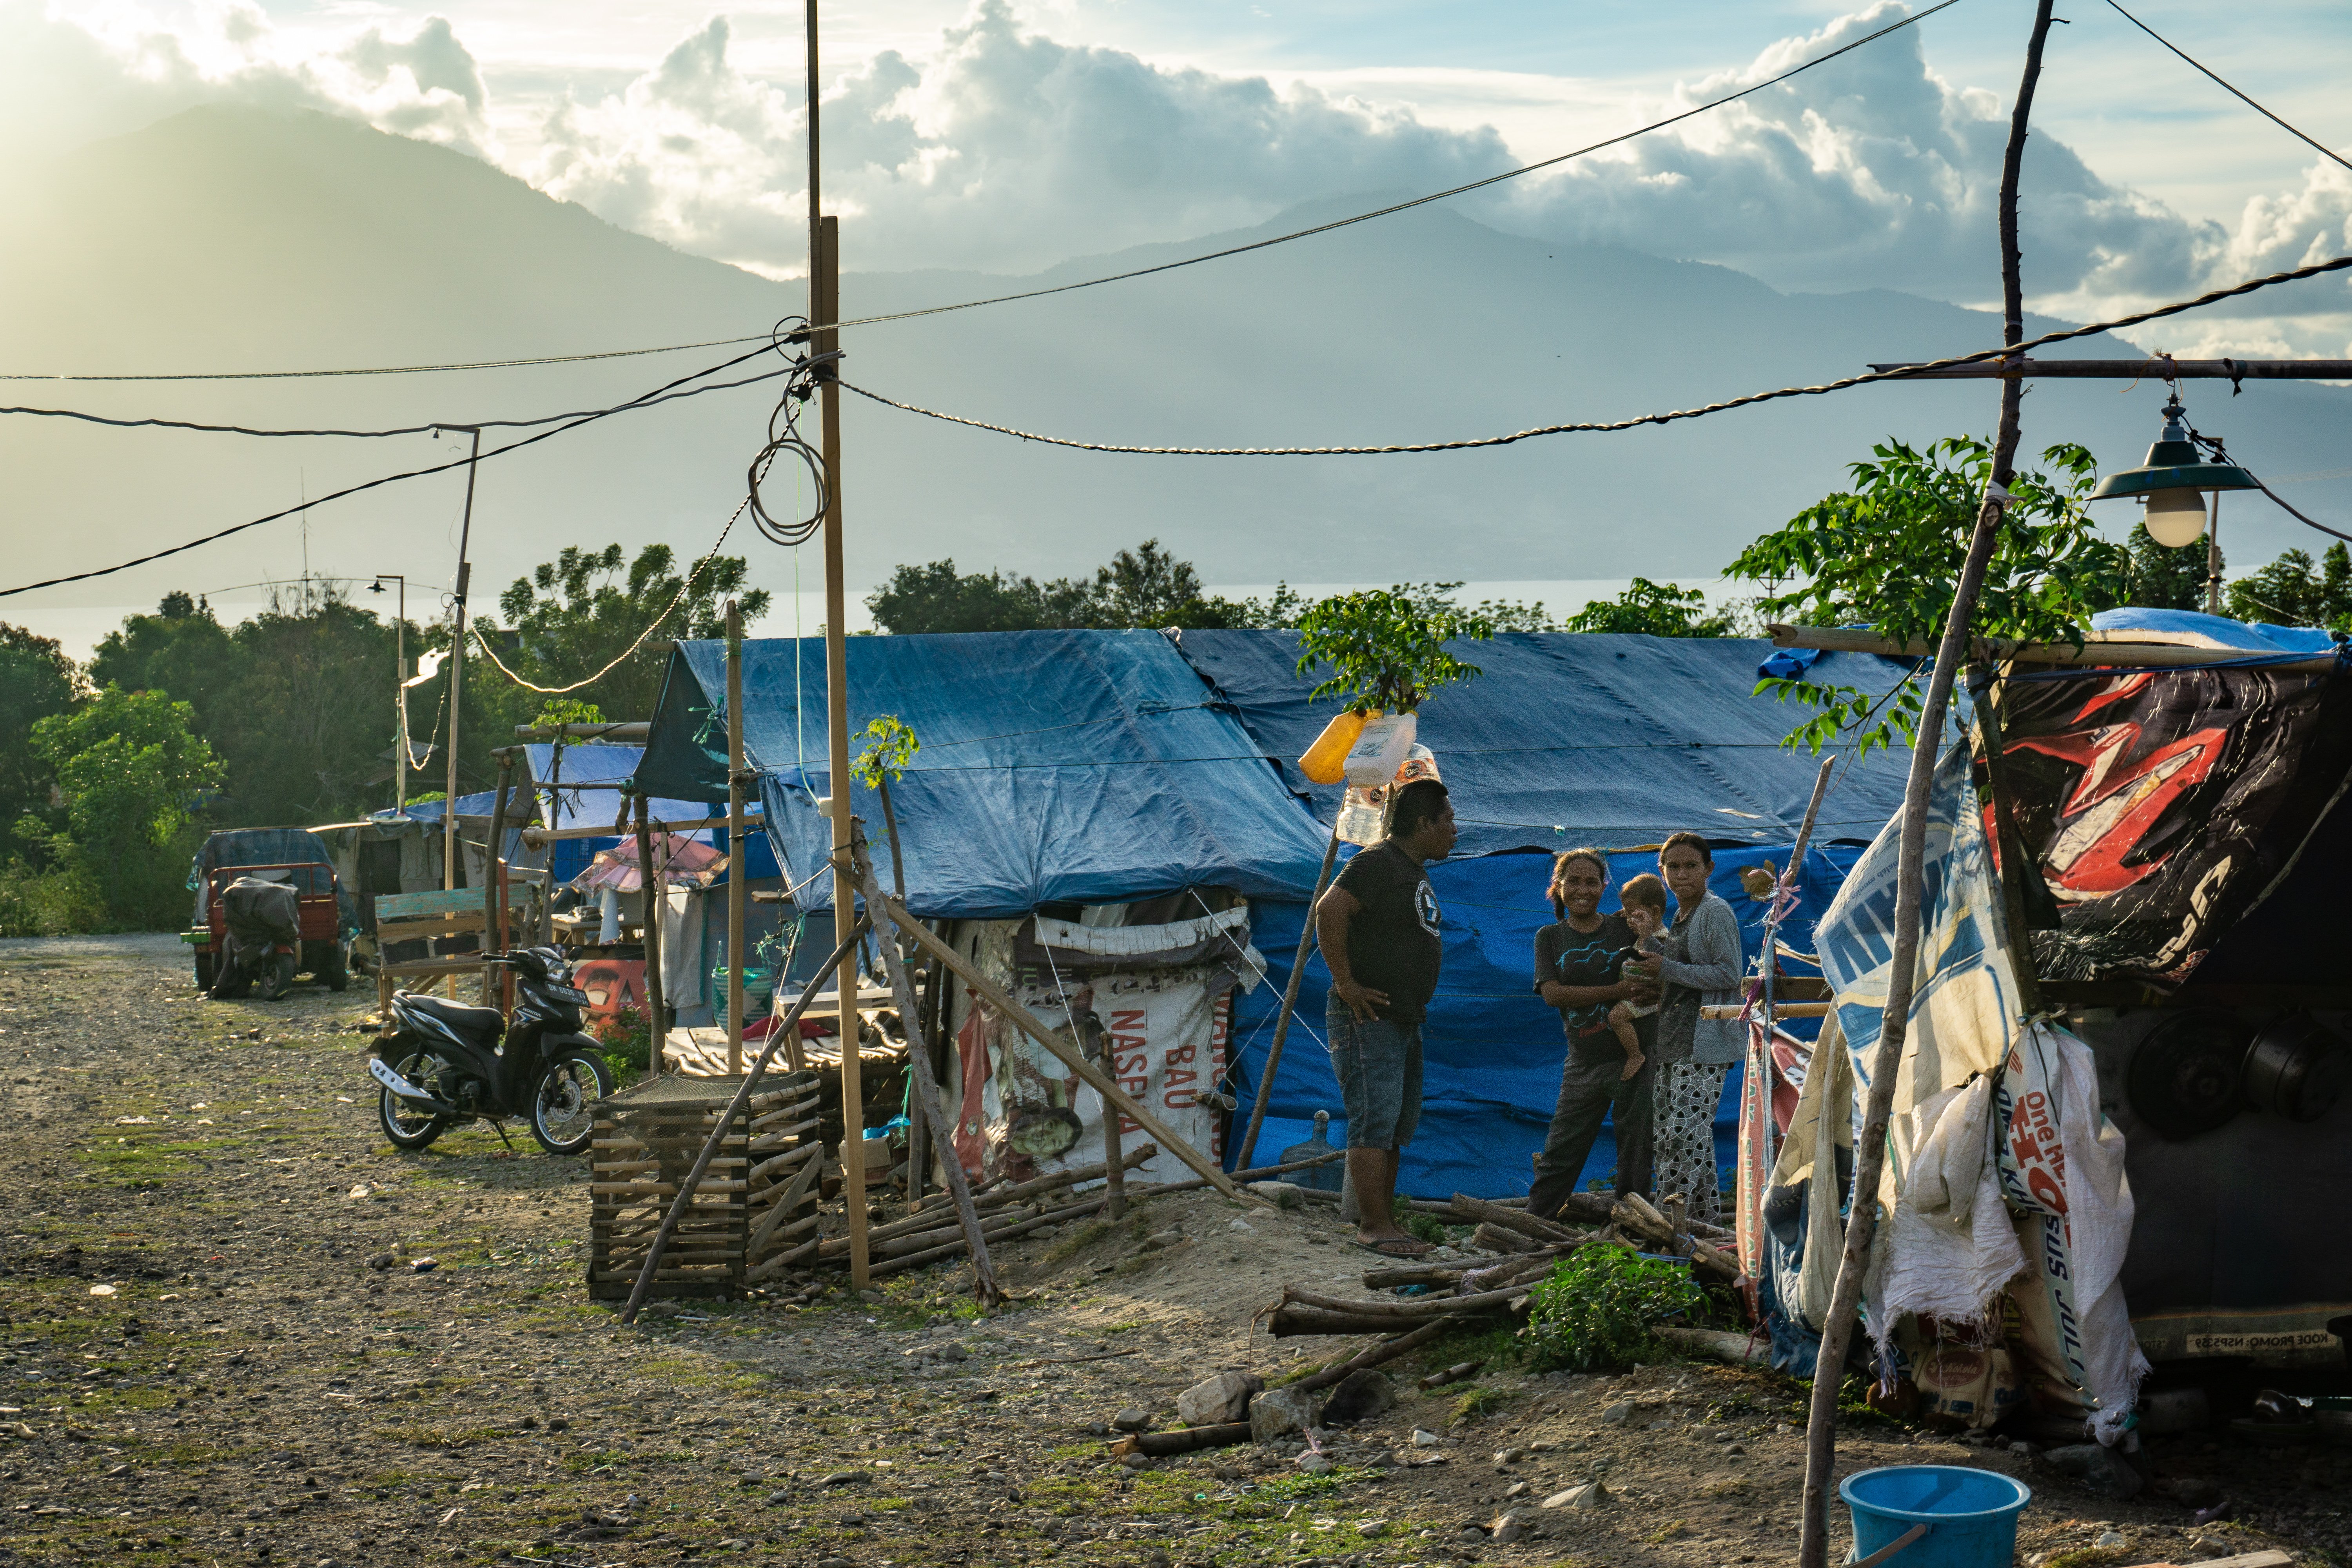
xmin=0 ymin=334 xmax=775 ymax=385
xmin=0 ymin=362 xmax=803 ymax=440
xmin=820 ymin=0 xmax=1964 ymax=334
xmin=2105 ymin=0 xmax=2352 ymax=174
xmin=841 ymin=249 xmax=2352 ymax=456
xmin=0 ymin=342 xmax=784 ymax=598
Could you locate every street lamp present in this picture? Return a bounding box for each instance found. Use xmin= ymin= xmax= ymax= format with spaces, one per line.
xmin=2090 ymin=391 xmax=2259 ymax=612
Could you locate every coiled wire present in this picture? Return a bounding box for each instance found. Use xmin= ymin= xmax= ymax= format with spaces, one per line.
xmin=746 ymin=316 xmax=833 ymax=548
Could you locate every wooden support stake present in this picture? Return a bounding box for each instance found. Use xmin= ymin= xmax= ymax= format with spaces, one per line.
xmin=848 ymin=824 xmax=1001 ymax=1303
xmin=634 ymin=789 xmax=668 ymax=1069
xmin=1291 ymin=1316 xmax=1464 ymax=1390
xmin=873 ymin=891 xmax=1262 ymax=1206
xmin=1235 ymin=819 xmax=1343 ymax=1169
xmin=617 ymin=917 xmax=867 ymax=1325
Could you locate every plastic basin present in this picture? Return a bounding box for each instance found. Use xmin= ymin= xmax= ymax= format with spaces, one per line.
xmin=1839 ymin=1465 xmax=2032 ymax=1568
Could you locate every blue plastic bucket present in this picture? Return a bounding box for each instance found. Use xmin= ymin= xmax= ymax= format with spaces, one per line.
xmin=1839 ymin=1465 xmax=2031 ymax=1568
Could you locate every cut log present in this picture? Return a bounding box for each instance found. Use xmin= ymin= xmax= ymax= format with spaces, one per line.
xmin=1470 ymin=1223 xmax=1536 ymax=1255
xmin=1294 ymin=1316 xmax=1464 ymax=1392
xmin=865 ymin=1195 xmax=1100 ymax=1278
xmin=1449 ymin=1193 xmax=1581 ymax=1246
xmin=907 ymin=1143 xmax=1157 ymax=1218
xmin=1109 ymin=1421 xmax=1252 ymax=1457
xmin=1281 ymin=1283 xmax=1526 ymax=1319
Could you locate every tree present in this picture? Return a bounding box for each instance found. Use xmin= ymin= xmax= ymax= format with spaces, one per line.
xmin=2225 ymin=542 xmax=2352 ymax=630
xmin=2120 ymin=521 xmax=2212 ymax=611
xmin=0 ymin=623 xmax=83 ymax=852
xmin=1563 ymin=577 xmax=1733 ymax=636
xmin=1293 ymin=588 xmax=1497 ymax=712
xmin=1724 ymin=436 xmax=2129 ymax=753
xmin=32 ymin=685 xmax=223 ymax=927
xmin=495 ymin=543 xmax=770 ymax=721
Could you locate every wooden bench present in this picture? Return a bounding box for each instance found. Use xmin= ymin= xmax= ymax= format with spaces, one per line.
xmin=373 ymin=886 xmax=535 ymax=1010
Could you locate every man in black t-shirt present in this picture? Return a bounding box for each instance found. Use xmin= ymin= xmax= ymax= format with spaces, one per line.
xmin=1525 ymin=849 xmax=1657 ymax=1220
xmin=1317 ymin=778 xmax=1456 ymax=1257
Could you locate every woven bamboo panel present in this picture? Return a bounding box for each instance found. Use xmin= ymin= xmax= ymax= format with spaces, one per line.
xmin=587 ymin=1070 xmax=825 ymax=1301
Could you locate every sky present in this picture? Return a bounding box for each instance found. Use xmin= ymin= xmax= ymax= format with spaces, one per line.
xmin=5 ymin=0 xmax=2352 ymax=657
xmin=7 ymin=0 xmax=2350 ymax=349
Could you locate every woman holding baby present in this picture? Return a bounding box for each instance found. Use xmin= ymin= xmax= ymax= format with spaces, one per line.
xmin=1525 ymin=833 xmax=1744 ymax=1225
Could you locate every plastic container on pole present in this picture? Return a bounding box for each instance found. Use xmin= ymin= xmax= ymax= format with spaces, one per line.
xmin=1297 ymin=710 xmax=1370 ymax=786
xmin=1341 ymin=711 xmax=1417 ymax=785
xmin=1838 ymin=1466 xmax=2031 ymax=1568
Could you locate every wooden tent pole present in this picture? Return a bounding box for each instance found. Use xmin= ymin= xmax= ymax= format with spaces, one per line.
xmin=726 ymin=599 xmax=747 ymax=1079
xmin=1235 ymin=819 xmax=1344 ymax=1169
xmin=1795 ymin=5 xmax=2058 ymax=1563
xmin=849 ymin=825 xmax=1002 ymax=1303
xmin=634 ymin=789 xmax=668 ymax=1072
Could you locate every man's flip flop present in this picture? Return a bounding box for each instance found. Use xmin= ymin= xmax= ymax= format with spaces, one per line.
xmin=1353 ymin=1237 xmax=1434 ymax=1258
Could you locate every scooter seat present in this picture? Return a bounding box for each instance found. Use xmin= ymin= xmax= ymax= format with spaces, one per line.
xmin=397 ymin=992 xmax=504 ymax=1037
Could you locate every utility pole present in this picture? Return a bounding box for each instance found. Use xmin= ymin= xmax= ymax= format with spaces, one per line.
xmin=727 ymin=600 xmax=748 ymax=1078
xmin=808 ymin=0 xmax=868 ymax=1289
xmin=437 ymin=426 xmax=483 ymax=891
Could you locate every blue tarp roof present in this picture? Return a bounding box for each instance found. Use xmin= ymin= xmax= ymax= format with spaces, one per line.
xmin=2090 ymin=606 xmax=2338 ymax=654
xmin=638 ymin=631 xmax=1335 ymax=917
xmin=522 ymin=741 xmax=778 ymax=882
xmin=1172 ymin=631 xmax=1915 ymax=853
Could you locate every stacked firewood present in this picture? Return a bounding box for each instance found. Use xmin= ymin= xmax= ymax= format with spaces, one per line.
xmin=1267 ymin=1189 xmax=1739 ymax=1340
xmin=807 ymin=1143 xmax=1159 ymax=1277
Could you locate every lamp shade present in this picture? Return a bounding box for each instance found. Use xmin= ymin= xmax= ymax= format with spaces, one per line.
xmin=2090 ymin=394 xmax=2258 ymax=508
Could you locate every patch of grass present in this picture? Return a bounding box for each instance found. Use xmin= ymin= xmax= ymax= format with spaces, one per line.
xmin=1400 ymin=1211 xmax=1450 ymax=1247
xmin=1448 ymin=1384 xmax=1510 ymax=1425
xmin=1645 ymin=1519 xmax=1688 ymax=1544
xmin=1698 ymin=1476 xmax=1750 ymax=1498
xmin=1231 ymin=1466 xmax=1380 ymax=1503
xmin=2043 ymin=1551 xmax=2128 ymax=1568
xmin=1040 ymin=1219 xmax=1116 ymax=1266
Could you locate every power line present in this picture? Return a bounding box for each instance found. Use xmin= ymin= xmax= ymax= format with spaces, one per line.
xmin=0 ymin=334 xmax=775 ymax=385
xmin=0 ymin=363 xmax=802 ymax=440
xmin=0 ymin=342 xmax=783 ymax=598
xmin=822 ymin=0 xmax=1965 ymax=334
xmin=2105 ymin=0 xmax=2352 ymax=174
xmin=840 ymin=249 xmax=2352 ymax=456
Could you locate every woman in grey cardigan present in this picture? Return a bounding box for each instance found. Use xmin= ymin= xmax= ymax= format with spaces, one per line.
xmin=1627 ymin=831 xmax=1744 ymax=1225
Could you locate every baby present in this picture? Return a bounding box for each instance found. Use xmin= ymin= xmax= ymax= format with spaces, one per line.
xmin=1605 ymin=873 xmax=1669 ymax=1079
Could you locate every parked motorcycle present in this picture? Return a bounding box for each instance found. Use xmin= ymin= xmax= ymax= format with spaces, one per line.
xmin=369 ymin=947 xmax=614 ymax=1155
xmin=209 ymin=876 xmax=301 ymax=1001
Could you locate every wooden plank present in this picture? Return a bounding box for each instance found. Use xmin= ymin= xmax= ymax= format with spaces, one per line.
xmin=377 ymin=887 xmax=528 ymax=922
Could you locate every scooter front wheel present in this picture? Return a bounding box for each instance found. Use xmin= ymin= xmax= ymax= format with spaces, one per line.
xmin=530 ymin=1049 xmax=612 ymax=1156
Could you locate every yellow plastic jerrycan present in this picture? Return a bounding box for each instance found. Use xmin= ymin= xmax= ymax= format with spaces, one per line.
xmin=1296 ymin=709 xmax=1372 ymax=785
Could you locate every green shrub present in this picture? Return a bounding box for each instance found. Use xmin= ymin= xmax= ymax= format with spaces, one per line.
xmin=0 ymin=858 xmax=107 ymax=936
xmin=1401 ymin=1212 xmax=1450 ymax=1247
xmin=1518 ymin=1243 xmax=1704 ymax=1373
xmin=600 ymin=1005 xmax=652 ymax=1085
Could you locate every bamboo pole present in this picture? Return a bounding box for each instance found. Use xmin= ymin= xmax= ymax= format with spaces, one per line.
xmin=634 ymin=789 xmax=668 ymax=1070
xmin=873 ymin=891 xmax=1262 ymax=1205
xmin=848 ymin=823 xmax=1001 ymax=1303
xmin=1765 ymin=623 xmax=2336 ymax=672
xmin=483 ymin=756 xmax=512 ymax=1007
xmin=726 ymin=600 xmax=747 ymax=1079
xmin=1235 ymin=819 xmax=1343 ymax=1169
xmin=1796 ymin=6 xmax=2057 ymax=1563
xmin=617 ymin=917 xmax=868 ymax=1325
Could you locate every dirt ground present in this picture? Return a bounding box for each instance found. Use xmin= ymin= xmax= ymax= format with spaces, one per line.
xmin=1 ymin=938 xmax=2343 ymax=1568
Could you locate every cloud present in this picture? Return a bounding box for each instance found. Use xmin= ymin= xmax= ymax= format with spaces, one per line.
xmin=4 ymin=0 xmax=2348 ymax=348
xmin=527 ymin=1 xmax=1512 ymax=279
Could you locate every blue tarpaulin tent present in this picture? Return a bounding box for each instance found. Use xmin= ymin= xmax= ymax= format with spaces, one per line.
xmin=1167 ymin=630 xmax=1909 ymax=1196
xmin=637 ymin=630 xmax=1333 ymax=916
xmin=631 ymin=626 xmax=1911 ymax=1197
xmin=521 ymin=742 xmax=777 ymax=884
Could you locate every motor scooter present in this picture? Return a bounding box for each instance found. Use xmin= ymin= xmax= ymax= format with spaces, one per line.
xmin=369 ymin=947 xmax=612 ymax=1155
xmin=210 ymin=876 xmax=301 ymax=1001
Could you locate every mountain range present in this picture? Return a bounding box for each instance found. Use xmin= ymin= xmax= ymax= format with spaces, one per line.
xmin=5 ymin=106 xmax=2347 ymax=626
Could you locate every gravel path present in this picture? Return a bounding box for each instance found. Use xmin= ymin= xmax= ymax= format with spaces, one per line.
xmin=0 ymin=941 xmax=2338 ymax=1568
